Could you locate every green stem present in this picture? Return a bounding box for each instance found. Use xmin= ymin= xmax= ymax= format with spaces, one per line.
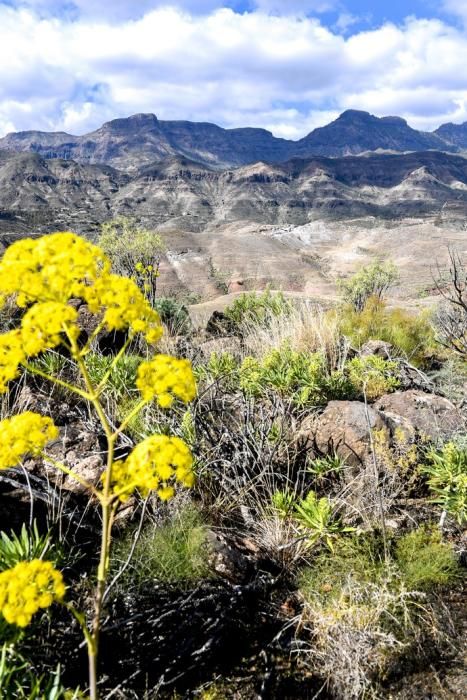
xmin=113 ymin=398 xmax=147 ymax=438
xmin=95 ymin=335 xmax=133 ymax=397
xmin=67 ymin=331 xmax=116 ymax=700
xmin=23 ymin=363 xmax=92 ymax=401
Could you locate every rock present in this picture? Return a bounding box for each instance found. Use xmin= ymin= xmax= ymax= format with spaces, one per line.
xmin=304 ymin=400 xmax=390 ymax=467
xmin=360 ymin=339 xmax=393 ymax=359
xmin=374 ymin=390 xmax=464 ymax=441
xmin=205 ymin=310 xmax=237 ymax=337
xmin=206 ymin=531 xmax=254 ymax=583
xmin=62 ymin=455 xmax=104 ymax=494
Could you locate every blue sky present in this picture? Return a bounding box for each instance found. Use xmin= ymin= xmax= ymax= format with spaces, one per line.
xmin=1 ymin=0 xmax=467 ymax=138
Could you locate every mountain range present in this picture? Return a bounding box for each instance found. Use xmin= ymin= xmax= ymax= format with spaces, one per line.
xmin=1 ymin=109 xmax=467 ymax=303
xmin=1 ymin=110 xmax=467 ymax=170
xmin=1 ymin=149 xmax=466 ymax=237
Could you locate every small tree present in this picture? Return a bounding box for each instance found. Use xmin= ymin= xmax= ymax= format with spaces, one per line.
xmin=98 ymin=217 xmax=166 ymax=307
xmin=339 ymin=261 xmax=399 ymax=312
xmin=434 ymin=248 xmax=467 ymax=357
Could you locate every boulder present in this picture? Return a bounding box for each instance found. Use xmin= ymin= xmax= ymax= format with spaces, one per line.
xmin=374 ymin=390 xmax=464 ymax=441
xmin=303 ymin=400 xmax=390 ymax=467
xmin=360 ymin=339 xmax=393 ymax=359
xmin=205 ymin=310 xmax=237 ymax=337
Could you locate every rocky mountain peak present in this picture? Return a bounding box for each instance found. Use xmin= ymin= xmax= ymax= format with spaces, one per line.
xmin=95 ymin=113 xmax=160 ymax=134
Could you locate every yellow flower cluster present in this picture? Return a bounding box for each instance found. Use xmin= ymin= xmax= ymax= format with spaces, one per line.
xmin=111 ymin=434 xmax=194 ymax=501
xmin=0 ymin=232 xmax=166 ymax=393
xmin=0 ymin=232 xmax=109 ymax=307
xmin=83 ymin=274 xmax=162 ymax=343
xmin=0 ymin=559 xmax=65 ymax=627
xmin=0 ymin=331 xmax=25 ymax=393
xmin=136 ymin=354 xmax=197 ymax=407
xmin=0 ymin=412 xmax=58 ymax=470
xmin=21 ymin=302 xmax=79 ymax=356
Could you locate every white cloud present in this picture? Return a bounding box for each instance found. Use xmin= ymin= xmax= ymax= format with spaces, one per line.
xmin=253 ymin=1 xmax=336 ymax=13
xmin=0 ymin=5 xmax=467 ymax=139
xmin=443 ymin=1 xmax=467 ymax=22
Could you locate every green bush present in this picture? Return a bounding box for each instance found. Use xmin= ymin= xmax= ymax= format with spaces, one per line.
xmin=297 ymin=529 xmax=456 ymax=700
xmin=98 ymin=217 xmax=165 ymax=307
xmin=224 ymin=288 xmax=292 ymax=328
xmin=293 ymin=491 xmax=353 ymax=550
xmin=395 ymin=526 xmax=460 ymax=590
xmin=0 ymin=523 xmax=55 ymax=573
xmin=0 ymin=645 xmax=82 ymax=699
xmin=345 ymin=354 xmax=400 ymax=400
xmin=422 ymin=441 xmax=467 ymax=524
xmin=239 ymin=344 xmax=349 ymax=407
xmin=299 ymin=527 xmax=459 ymax=603
xmin=338 ymin=298 xmax=435 ymax=367
xmin=338 ymin=260 xmax=399 ymax=312
xmin=111 ymin=506 xmax=213 ymax=591
xmin=237 ymin=344 xmax=398 ymax=405
xmin=84 ymin=352 xmax=141 ymax=399
xmin=195 ymin=351 xmax=239 ymax=388
xmin=306 ymin=454 xmax=346 ymax=484
xmin=153 ymin=297 xmax=191 ymax=335
xmin=298 ymin=535 xmax=384 ymax=603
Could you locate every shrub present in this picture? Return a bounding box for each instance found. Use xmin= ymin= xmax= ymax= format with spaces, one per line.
xmin=0 ymin=645 xmax=82 ymax=699
xmin=306 ymin=453 xmax=346 ymax=484
xmin=111 ymin=506 xmax=213 ymax=591
xmin=0 ymin=523 xmax=55 ymax=573
xmin=293 ymin=491 xmax=353 ymax=550
xmin=84 ymin=352 xmax=141 ymax=399
xmin=338 ymin=297 xmax=435 ymax=367
xmin=433 ymin=248 xmax=467 ymax=358
xmin=271 ymin=489 xmax=295 ymax=518
xmin=395 ymin=526 xmax=460 ymax=590
xmin=195 ymin=351 xmax=239 ymax=388
xmin=238 ymin=344 xmax=398 ymax=405
xmin=239 ymin=344 xmax=348 ymax=407
xmin=98 ymin=216 xmax=166 ymax=307
xmin=345 ymin=354 xmax=400 ymax=400
xmin=338 ymin=260 xmax=399 ymax=312
xmin=224 ymin=288 xmax=292 ymax=328
xmin=422 ymin=441 xmax=467 ymax=524
xmin=153 ymin=297 xmax=191 ymax=335
xmin=296 ymin=531 xmax=457 ymax=699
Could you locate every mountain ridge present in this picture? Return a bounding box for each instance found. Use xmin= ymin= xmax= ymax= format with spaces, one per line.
xmin=1 ymin=149 xmax=466 ymax=238
xmin=1 ymin=110 xmax=465 ymax=171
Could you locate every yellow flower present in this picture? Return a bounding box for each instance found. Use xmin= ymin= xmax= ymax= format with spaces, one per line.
xmin=0 ymin=330 xmax=25 ymax=393
xmin=83 ymin=273 xmax=163 ymax=343
xmin=21 ymin=302 xmax=79 ymax=357
xmin=0 ymin=412 xmax=59 ymax=470
xmin=0 ymin=232 xmax=110 ymax=306
xmin=110 ymin=434 xmax=194 ymax=501
xmin=0 ymin=559 xmax=65 ymax=627
xmin=136 ymin=354 xmax=196 ymax=406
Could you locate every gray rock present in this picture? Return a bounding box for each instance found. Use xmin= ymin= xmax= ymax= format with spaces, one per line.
xmin=374 ymin=389 xmax=464 ymax=441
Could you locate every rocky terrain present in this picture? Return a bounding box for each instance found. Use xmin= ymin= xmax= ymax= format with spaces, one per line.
xmin=0 ymin=110 xmax=464 ymax=171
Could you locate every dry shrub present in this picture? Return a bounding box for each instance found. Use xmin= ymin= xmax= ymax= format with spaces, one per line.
xmin=242 ymin=303 xmax=345 ymax=370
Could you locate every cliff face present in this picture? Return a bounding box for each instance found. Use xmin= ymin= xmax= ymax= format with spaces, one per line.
xmin=0 ymin=110 xmax=464 ymax=170
xmin=1 ymin=150 xmax=466 ymax=236
xmin=435 ymin=121 xmax=467 ymax=149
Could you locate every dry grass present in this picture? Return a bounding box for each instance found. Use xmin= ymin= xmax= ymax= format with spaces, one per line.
xmin=241 ymin=303 xmax=345 ymax=370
